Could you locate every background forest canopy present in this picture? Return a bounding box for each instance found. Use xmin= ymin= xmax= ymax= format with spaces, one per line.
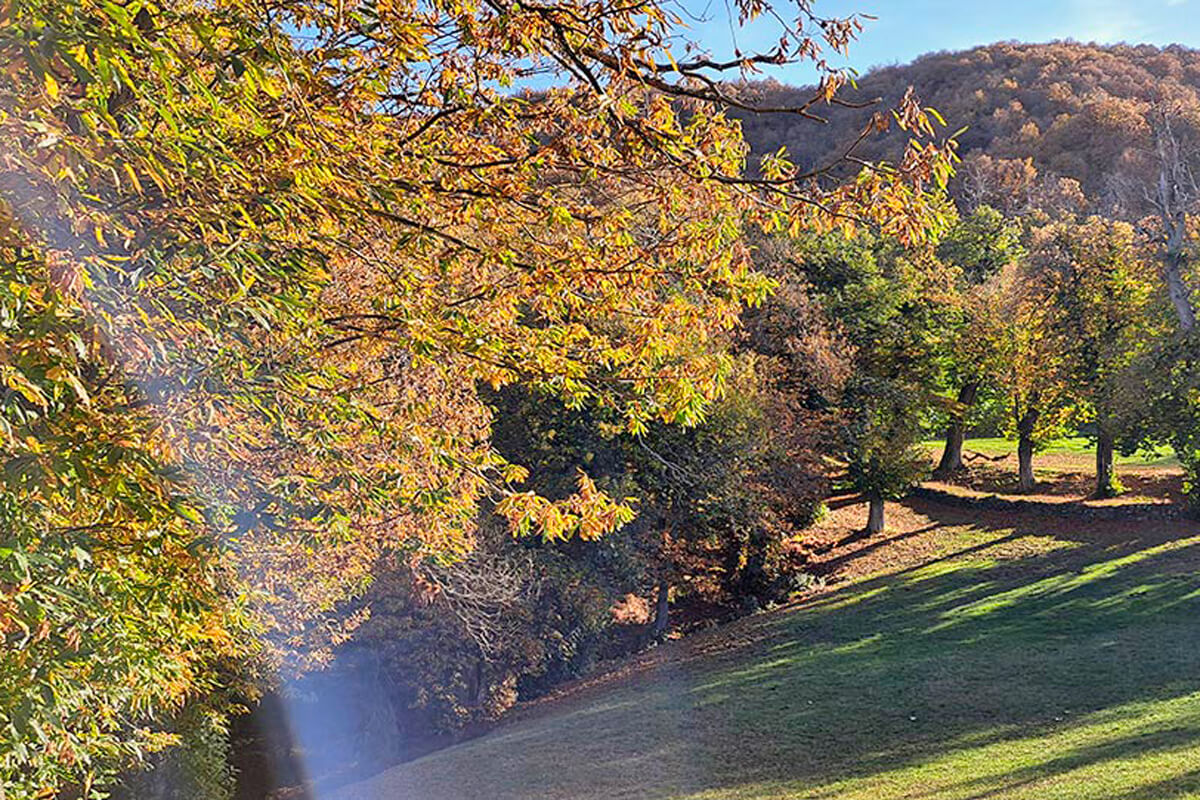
xmin=0 ymin=0 xmax=1198 ymax=795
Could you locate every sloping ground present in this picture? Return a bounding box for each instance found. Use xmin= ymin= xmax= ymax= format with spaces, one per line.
xmin=331 ymin=497 xmax=1200 ymax=800
xmin=922 ymin=438 xmax=1185 ymax=507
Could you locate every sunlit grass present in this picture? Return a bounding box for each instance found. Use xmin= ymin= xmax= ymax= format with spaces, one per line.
xmin=699 ymin=692 xmax=1200 ymax=799
xmin=333 ymin=512 xmax=1200 ymax=800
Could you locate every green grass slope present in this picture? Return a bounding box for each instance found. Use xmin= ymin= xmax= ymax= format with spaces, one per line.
xmin=333 ymin=499 xmax=1200 ymax=800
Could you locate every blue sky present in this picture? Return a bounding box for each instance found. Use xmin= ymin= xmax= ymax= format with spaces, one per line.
xmin=676 ymin=0 xmax=1200 ymax=84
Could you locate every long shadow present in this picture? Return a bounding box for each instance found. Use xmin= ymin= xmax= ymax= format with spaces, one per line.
xmin=337 ymin=500 xmax=1200 ymax=800
xmin=811 ymin=522 xmax=941 ymax=567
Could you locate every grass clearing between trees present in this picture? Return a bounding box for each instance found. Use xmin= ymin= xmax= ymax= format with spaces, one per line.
xmin=332 ymin=497 xmax=1200 ymax=800
xmin=923 ymin=437 xmax=1181 ymax=471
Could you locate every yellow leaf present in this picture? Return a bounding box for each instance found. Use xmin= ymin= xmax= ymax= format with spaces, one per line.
xmin=123 ymin=163 xmax=144 ymax=195
xmin=5 ymin=369 xmax=47 ymax=407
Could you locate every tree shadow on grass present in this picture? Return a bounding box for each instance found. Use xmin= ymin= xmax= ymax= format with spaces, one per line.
xmin=334 ymin=500 xmax=1200 ymax=800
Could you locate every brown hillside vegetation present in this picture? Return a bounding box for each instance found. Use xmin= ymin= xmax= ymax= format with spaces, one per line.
xmin=736 ymin=41 xmax=1200 ymax=203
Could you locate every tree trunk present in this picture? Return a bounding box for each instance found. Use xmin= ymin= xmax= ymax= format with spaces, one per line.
xmin=1017 ymin=406 xmax=1040 ymax=493
xmin=472 ymin=658 xmax=487 ymax=706
xmin=1153 ymin=112 xmax=1197 ymax=332
xmin=935 ymin=382 xmax=979 ymax=477
xmin=1095 ymin=429 xmax=1117 ymax=499
xmin=1018 ymin=434 xmax=1036 ymax=493
xmin=651 ymin=580 xmax=670 ymax=641
xmin=866 ymin=495 xmax=885 ymax=535
xmin=1164 ymin=248 xmax=1197 ymax=333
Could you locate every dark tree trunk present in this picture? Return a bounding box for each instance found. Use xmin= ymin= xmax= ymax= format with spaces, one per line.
xmin=651 ymin=581 xmax=670 ymax=641
xmin=1095 ymin=429 xmax=1118 ymax=499
xmin=934 ymin=382 xmax=979 ymax=478
xmin=1018 ymin=434 xmax=1036 ymax=493
xmin=866 ymin=495 xmax=885 ymax=535
xmin=1017 ymin=405 xmax=1040 ymax=493
xmin=472 ymin=658 xmax=487 ymax=706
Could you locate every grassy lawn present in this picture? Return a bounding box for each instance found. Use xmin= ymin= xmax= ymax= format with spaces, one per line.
xmin=922 ymin=437 xmax=1180 ymax=470
xmin=332 ymin=500 xmax=1200 ymax=800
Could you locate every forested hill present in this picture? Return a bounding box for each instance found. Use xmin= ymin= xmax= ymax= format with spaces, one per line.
xmin=735 ymin=42 xmax=1200 ymax=199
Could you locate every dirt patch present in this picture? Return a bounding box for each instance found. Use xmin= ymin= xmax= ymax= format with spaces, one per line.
xmin=795 ymin=495 xmax=1063 ymax=585
xmin=918 ymin=482 xmax=1184 ymax=520
xmin=931 ymin=456 xmax=1185 ymax=505
xmin=796 ymin=491 xmax=1200 ymax=586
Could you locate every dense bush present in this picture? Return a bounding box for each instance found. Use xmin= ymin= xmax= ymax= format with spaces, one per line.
xmin=113 ymin=707 xmax=235 ymax=800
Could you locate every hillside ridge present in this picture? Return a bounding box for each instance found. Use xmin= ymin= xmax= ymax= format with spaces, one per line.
xmin=736 ymin=40 xmax=1200 ymax=201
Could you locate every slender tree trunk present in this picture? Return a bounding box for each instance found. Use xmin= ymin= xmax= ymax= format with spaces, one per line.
xmin=651 ymin=580 xmax=670 ymax=641
xmin=866 ymin=495 xmax=885 ymax=535
xmin=1017 ymin=405 xmax=1040 ymax=493
xmin=1095 ymin=428 xmax=1117 ymax=499
xmin=1164 ymin=248 xmax=1197 ymax=333
xmin=1153 ymin=112 xmax=1197 ymax=332
xmin=935 ymin=382 xmax=979 ymax=478
xmin=472 ymin=658 xmax=487 ymax=706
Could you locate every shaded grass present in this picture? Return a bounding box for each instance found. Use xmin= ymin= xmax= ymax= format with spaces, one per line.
xmin=333 ymin=502 xmax=1200 ymax=800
